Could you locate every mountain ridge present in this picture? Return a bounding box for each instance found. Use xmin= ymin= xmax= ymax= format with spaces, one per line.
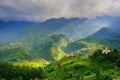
xmin=0 ymin=16 xmax=120 ymax=63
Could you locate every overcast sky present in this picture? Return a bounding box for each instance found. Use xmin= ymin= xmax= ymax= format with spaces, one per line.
xmin=0 ymin=0 xmax=120 ymax=22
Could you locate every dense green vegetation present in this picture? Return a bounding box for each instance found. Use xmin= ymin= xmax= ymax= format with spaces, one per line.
xmin=0 ymin=16 xmax=120 ymax=80
xmin=90 ymin=49 xmax=120 ymax=63
xmin=0 ymin=48 xmax=120 ymax=80
xmin=0 ymin=62 xmax=46 ymax=80
xmin=0 ymin=27 xmax=120 ymax=80
xmin=34 ymin=41 xmax=65 ymax=61
xmin=45 ymin=48 xmax=120 ymax=80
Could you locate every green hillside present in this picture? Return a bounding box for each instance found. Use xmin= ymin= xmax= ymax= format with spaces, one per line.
xmin=0 ymin=47 xmax=34 ymax=62
xmin=0 ymin=42 xmax=49 ymax=67
xmin=65 ymin=41 xmax=104 ymax=58
xmin=50 ymin=33 xmax=72 ymax=48
xmin=45 ymin=49 xmax=120 ymax=80
xmin=0 ymin=27 xmax=120 ymax=77
xmin=0 ymin=34 xmax=66 ymax=62
xmin=33 ymin=41 xmax=65 ymax=61
xmin=81 ymin=28 xmax=120 ymax=50
xmin=1 ymin=48 xmax=120 ymax=80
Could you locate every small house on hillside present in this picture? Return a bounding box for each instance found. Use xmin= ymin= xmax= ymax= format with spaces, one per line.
xmin=66 ymin=53 xmax=74 ymax=57
xmin=102 ymin=47 xmax=111 ymax=55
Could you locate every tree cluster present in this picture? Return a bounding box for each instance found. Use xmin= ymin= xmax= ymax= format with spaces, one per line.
xmin=90 ymin=49 xmax=120 ymax=67
xmin=0 ymin=62 xmax=46 ymax=80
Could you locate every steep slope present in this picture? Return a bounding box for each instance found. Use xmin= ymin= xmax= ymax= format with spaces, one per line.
xmin=81 ymin=28 xmax=120 ymax=50
xmin=65 ymin=41 xmax=87 ymax=53
xmin=33 ymin=41 xmax=65 ymax=61
xmin=49 ymin=33 xmax=72 ymax=48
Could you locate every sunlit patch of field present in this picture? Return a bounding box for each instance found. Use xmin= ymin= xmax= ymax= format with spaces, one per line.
xmin=13 ymin=59 xmax=49 ymax=68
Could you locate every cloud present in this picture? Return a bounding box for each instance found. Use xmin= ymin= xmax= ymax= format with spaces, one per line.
xmin=0 ymin=0 xmax=120 ymax=22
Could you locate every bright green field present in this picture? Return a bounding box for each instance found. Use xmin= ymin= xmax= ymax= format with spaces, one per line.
xmin=13 ymin=59 xmax=49 ymax=68
xmin=45 ymin=56 xmax=120 ymax=80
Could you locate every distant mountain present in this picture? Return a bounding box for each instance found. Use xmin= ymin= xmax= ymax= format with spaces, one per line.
xmin=15 ymin=17 xmax=89 ymax=42
xmin=85 ymin=28 xmax=120 ymax=39
xmin=0 ymin=16 xmax=110 ymax=43
xmin=109 ymin=17 xmax=120 ymax=34
xmin=81 ymin=27 xmax=120 ymax=50
xmin=0 ymin=16 xmax=120 ymax=63
xmin=64 ymin=27 xmax=120 ymax=56
xmin=0 ymin=21 xmax=39 ymax=42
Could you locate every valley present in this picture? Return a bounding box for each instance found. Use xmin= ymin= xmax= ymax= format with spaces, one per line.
xmin=0 ymin=16 xmax=120 ymax=80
